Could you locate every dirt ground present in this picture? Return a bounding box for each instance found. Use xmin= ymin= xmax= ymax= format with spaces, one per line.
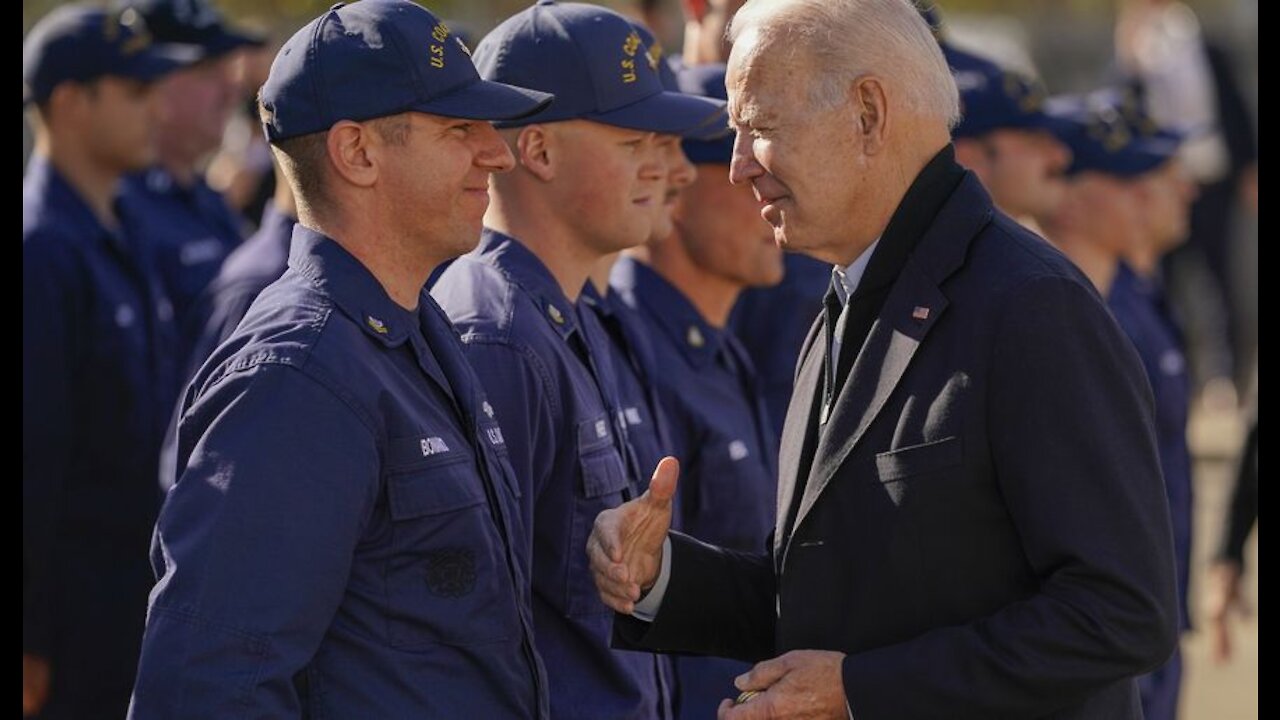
xmin=1180 ymin=410 xmax=1259 ymax=720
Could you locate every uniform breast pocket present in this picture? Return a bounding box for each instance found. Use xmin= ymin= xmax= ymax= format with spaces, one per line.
xmin=384 ymin=451 xmax=519 ymax=648
xmin=873 ymin=436 xmax=963 ymax=506
xmin=566 ymin=418 xmax=632 ymax=616
xmin=693 ymin=442 xmax=775 ymax=551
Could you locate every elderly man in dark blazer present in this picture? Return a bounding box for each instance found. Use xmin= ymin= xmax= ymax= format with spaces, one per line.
xmin=586 ymin=0 xmax=1179 ymax=718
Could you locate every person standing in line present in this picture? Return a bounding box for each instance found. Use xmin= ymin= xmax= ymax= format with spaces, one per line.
xmin=610 ymin=62 xmax=783 ymax=720
xmin=115 ymin=0 xmax=263 ymax=345
xmin=128 ymin=2 xmax=556 ymax=716
xmin=945 ymin=44 xmax=1073 ymax=232
xmin=1042 ymin=91 xmax=1198 ymax=720
xmin=23 ymin=6 xmax=194 ymax=717
xmin=431 ymin=3 xmax=724 ymax=717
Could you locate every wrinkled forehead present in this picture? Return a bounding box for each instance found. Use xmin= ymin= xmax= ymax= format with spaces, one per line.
xmin=725 ymin=29 xmax=807 ymax=124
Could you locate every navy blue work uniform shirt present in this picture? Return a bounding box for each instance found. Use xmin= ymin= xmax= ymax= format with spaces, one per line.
xmin=580 ymin=282 xmax=673 ymax=492
xmin=23 ymin=156 xmax=179 ymax=720
xmin=119 ymin=168 xmax=245 ymax=335
xmin=432 ymin=229 xmax=673 ymax=720
xmin=1109 ymin=262 xmax=1192 ymax=630
xmin=730 ymin=253 xmax=831 ymax=441
xmin=612 ymin=257 xmax=779 ymax=719
xmin=182 ymin=201 xmax=295 ymax=378
xmin=130 ymin=227 xmax=548 ymax=719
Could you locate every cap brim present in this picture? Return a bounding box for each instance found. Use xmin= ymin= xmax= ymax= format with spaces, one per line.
xmin=413 ymin=78 xmax=554 ymax=122
xmin=684 ymin=107 xmax=732 ymax=141
xmin=121 ymin=42 xmax=203 ymax=82
xmin=682 ymin=135 xmax=734 ymax=164
xmin=1021 ymin=109 xmax=1078 ymax=139
xmin=587 ymin=90 xmax=727 ymax=137
xmin=185 ymin=27 xmax=267 ymax=61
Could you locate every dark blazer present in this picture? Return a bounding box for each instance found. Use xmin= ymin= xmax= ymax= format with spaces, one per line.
xmin=616 ymin=172 xmax=1179 ymax=719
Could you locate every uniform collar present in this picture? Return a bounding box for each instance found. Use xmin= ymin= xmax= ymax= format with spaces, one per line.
xmin=472 ymin=227 xmax=582 ymax=340
xmin=259 ymin=200 xmax=298 ymax=239
xmin=1113 ymin=260 xmax=1161 ymax=298
xmin=831 ymin=238 xmax=880 ymax=307
xmin=139 ymin=166 xmax=191 ymax=197
xmin=611 ymin=255 xmax=725 ymax=369
xmin=287 ymin=224 xmax=418 ymax=348
xmin=27 ymin=154 xmax=131 ymax=256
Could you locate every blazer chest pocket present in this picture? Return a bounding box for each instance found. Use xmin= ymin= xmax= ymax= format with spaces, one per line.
xmin=874 ymin=436 xmax=962 ymax=483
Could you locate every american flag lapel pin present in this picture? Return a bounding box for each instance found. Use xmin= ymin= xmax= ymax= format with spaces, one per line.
xmin=912 ymin=306 xmax=930 ymax=322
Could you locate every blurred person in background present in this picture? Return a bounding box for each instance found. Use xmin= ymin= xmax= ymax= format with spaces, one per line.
xmin=206 ymin=37 xmax=279 ymax=224
xmin=1043 ymin=91 xmax=1198 ymax=720
xmin=115 ymin=0 xmax=263 ymax=348
xmin=180 ymin=160 xmax=295 ymax=380
xmin=1204 ymin=382 xmax=1258 ymax=665
xmin=1116 ymin=0 xmax=1258 ymax=403
xmin=22 ymin=6 xmax=192 ymax=717
xmin=945 ymin=44 xmax=1073 ymax=233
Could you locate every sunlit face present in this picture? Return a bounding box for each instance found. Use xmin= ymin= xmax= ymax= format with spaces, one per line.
xmin=551 ymin=120 xmax=665 ymax=256
xmin=961 ymin=128 xmax=1071 ymax=221
xmin=380 ymin=112 xmax=515 ymax=260
xmin=649 ymin=133 xmax=697 ymax=242
xmin=1135 ymin=159 xmax=1196 ymax=253
xmin=154 ymin=53 xmax=239 ymax=157
xmin=726 ymin=29 xmax=864 ymax=259
xmin=675 ymin=163 xmax=783 ymax=288
xmin=80 ymin=76 xmax=162 ymax=172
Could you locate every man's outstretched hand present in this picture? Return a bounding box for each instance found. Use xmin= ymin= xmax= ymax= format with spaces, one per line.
xmin=587 ymin=456 xmax=679 ymax=614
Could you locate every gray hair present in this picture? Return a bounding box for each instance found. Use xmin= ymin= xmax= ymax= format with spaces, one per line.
xmin=729 ymin=0 xmax=960 ymax=128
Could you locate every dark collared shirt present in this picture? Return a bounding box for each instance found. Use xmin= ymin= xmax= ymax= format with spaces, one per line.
xmin=1108 ymin=262 xmax=1192 ymax=630
xmin=432 ymin=229 xmax=672 ymax=720
xmin=23 ymin=156 xmax=179 ymax=717
xmin=131 ymin=227 xmax=547 ymax=719
xmin=119 ymin=168 xmax=245 ymax=333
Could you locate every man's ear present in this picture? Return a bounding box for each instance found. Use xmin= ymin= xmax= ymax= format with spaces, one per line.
xmin=515 ymin=124 xmax=556 ymax=182
xmin=326 ymin=120 xmax=379 ymax=189
xmin=45 ymin=82 xmax=89 ymax=127
xmin=851 ymin=76 xmax=889 ymax=155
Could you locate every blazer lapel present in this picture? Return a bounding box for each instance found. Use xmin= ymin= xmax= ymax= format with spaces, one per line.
xmin=786 ymin=173 xmax=995 ymax=540
xmin=773 ymin=313 xmax=825 ymax=560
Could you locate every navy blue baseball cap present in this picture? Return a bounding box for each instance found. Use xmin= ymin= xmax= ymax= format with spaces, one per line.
xmin=678 ymin=64 xmax=736 ymax=164
xmin=114 ymin=0 xmax=264 ymax=60
xmin=945 ymin=44 xmax=1065 ymax=139
xmin=473 ymin=1 xmax=725 ymax=136
xmin=259 ymin=0 xmax=554 ymax=143
xmin=631 ymin=20 xmax=729 ymax=142
xmin=1047 ymin=90 xmax=1183 ymax=178
xmin=23 ymin=4 xmax=198 ymax=106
